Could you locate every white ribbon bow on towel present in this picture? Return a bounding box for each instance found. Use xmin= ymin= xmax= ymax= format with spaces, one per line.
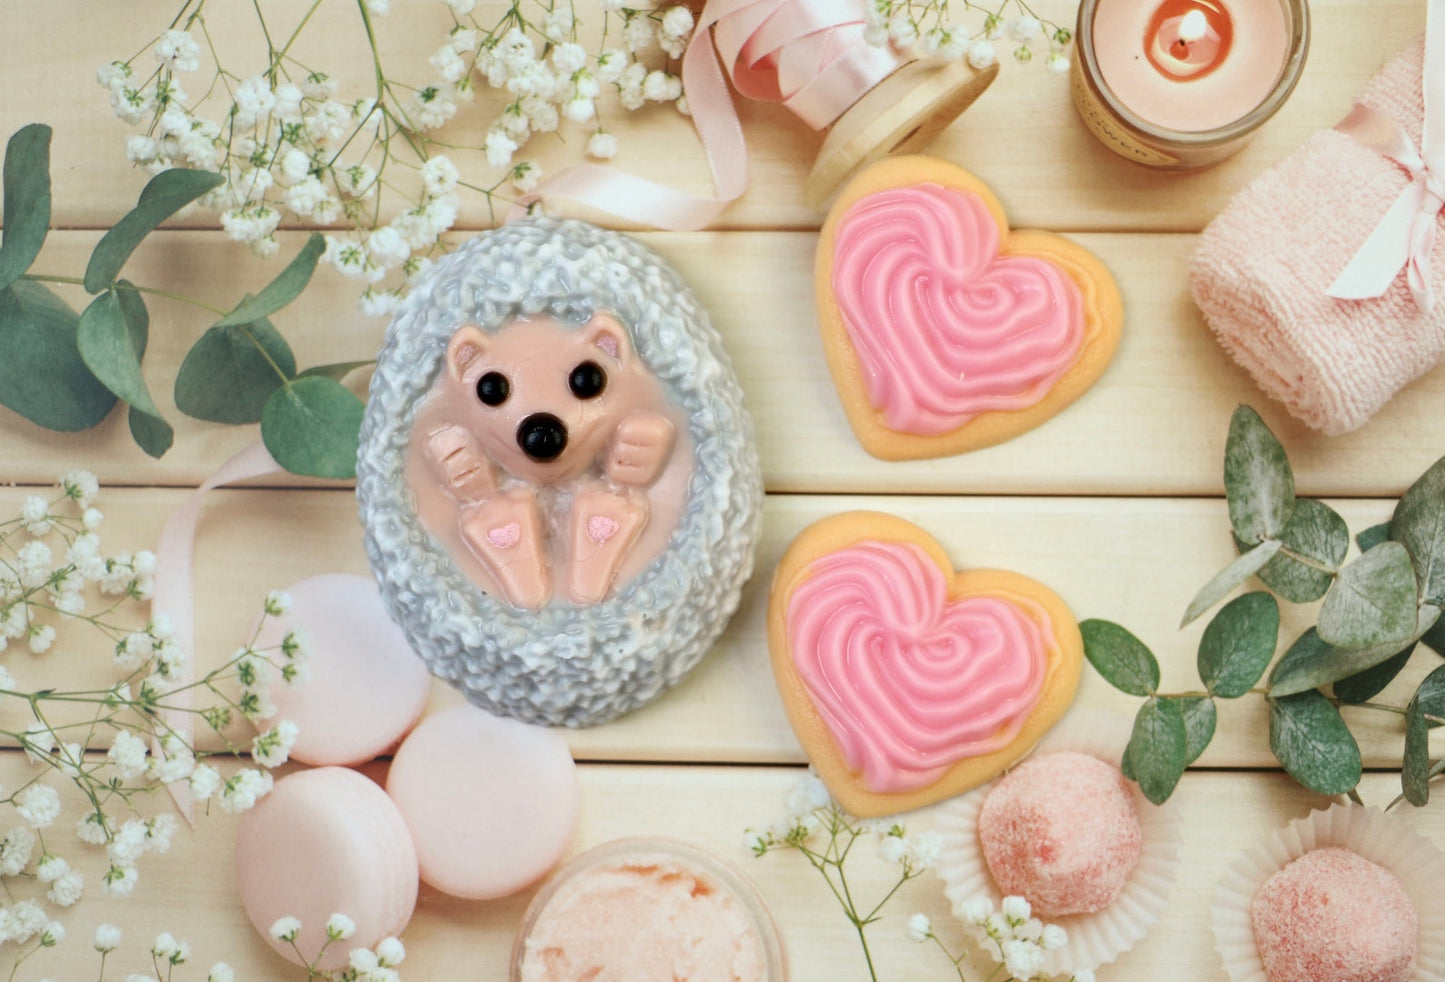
xmin=1328 ymin=0 xmax=1445 ymax=314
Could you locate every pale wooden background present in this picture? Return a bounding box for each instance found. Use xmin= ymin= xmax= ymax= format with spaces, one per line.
xmin=2 ymin=1 xmax=1443 ymax=980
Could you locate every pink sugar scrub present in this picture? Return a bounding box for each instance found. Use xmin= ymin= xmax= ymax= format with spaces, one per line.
xmin=513 ymin=839 xmax=783 ymax=982
xmin=1250 ymin=847 xmax=1417 ymax=982
xmin=977 ymin=750 xmax=1142 ymax=917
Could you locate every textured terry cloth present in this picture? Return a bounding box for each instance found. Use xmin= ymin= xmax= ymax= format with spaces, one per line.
xmin=1190 ymin=38 xmax=1445 ymax=435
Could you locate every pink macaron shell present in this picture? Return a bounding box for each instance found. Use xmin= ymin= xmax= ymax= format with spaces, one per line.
xmin=386 ymin=705 xmax=580 ymax=900
xmin=255 ymin=574 xmax=433 ymax=766
xmin=235 ymin=767 xmax=419 ymax=970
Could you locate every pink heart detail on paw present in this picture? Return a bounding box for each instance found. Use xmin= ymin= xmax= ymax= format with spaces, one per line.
xmin=831 ymin=184 xmax=1086 ymax=435
xmin=786 ymin=540 xmax=1050 ymax=793
xmin=487 ymin=523 xmax=521 ymax=549
xmin=586 ymin=516 xmax=620 ymax=544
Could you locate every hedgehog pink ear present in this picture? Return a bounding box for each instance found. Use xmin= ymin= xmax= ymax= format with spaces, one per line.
xmin=446 ymin=325 xmax=490 ymax=381
xmin=581 ymin=312 xmax=632 ymax=367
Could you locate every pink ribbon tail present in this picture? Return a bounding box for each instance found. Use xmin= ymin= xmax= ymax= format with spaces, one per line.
xmin=152 ymin=441 xmax=281 ymax=823
xmin=1327 ymin=0 xmax=1445 ymax=312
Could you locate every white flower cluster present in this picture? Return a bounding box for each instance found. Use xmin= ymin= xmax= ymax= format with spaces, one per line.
xmin=85 ymin=924 xmax=235 ymax=982
xmin=101 ymin=1 xmax=698 ymax=317
xmin=953 ymin=895 xmax=1093 ymax=982
xmin=863 ymin=0 xmax=1073 ymax=74
xmin=270 ymin=915 xmax=406 ymax=982
xmin=0 ymin=475 xmax=306 ymax=950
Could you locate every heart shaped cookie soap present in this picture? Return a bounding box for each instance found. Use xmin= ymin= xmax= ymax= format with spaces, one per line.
xmin=816 ymin=156 xmax=1124 ymax=460
xmin=769 ymin=512 xmax=1083 ymax=817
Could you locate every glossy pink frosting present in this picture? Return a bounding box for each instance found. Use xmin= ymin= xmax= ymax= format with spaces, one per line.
xmin=831 ymin=184 xmax=1087 ymax=435
xmin=786 ymin=541 xmax=1049 ymax=793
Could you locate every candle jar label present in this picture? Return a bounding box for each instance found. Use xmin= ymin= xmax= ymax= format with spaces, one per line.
xmin=1070 ymin=62 xmax=1179 ymax=167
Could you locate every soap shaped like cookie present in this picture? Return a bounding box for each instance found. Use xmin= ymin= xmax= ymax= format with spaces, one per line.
xmin=357 ymin=217 xmax=763 ymax=727
xmin=768 ymin=512 xmax=1083 ymax=817
xmin=816 ymin=156 xmax=1124 ymax=460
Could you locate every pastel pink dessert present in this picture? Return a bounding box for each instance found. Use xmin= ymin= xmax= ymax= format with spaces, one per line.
xmin=978 ymin=751 xmax=1142 ymax=916
xmin=1250 ymin=847 xmax=1417 ymax=982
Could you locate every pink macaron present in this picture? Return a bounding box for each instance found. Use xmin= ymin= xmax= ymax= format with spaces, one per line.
xmin=386 ymin=705 xmax=580 ymax=900
xmin=254 ymin=574 xmax=433 ymax=766
xmin=235 ymin=767 xmax=418 ymax=969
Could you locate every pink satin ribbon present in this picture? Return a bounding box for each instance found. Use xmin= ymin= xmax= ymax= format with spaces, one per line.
xmin=512 ymin=0 xmax=899 ymax=230
xmin=1329 ymin=0 xmax=1444 ymax=313
xmin=152 ymin=441 xmax=281 ymax=821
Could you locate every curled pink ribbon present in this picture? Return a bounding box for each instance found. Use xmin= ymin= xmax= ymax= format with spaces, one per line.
xmin=513 ymin=0 xmax=900 ymax=230
xmin=1328 ymin=0 xmax=1444 ymax=313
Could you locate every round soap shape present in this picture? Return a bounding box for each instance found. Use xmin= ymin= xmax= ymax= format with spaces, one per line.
xmin=386 ymin=705 xmax=580 ymax=899
xmin=978 ymin=750 xmax=1142 ymax=916
xmin=356 ymin=216 xmax=763 ymax=727
xmin=1250 ymin=847 xmax=1417 ymax=982
xmin=235 ymin=767 xmax=418 ymax=969
xmin=254 ymin=574 xmax=432 ymax=766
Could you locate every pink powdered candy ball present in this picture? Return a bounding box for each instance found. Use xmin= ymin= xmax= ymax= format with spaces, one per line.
xmin=235 ymin=767 xmax=418 ymax=970
xmin=1251 ymin=847 xmax=1418 ymax=982
xmin=254 ymin=574 xmax=432 ymax=766
xmin=978 ymin=750 xmax=1143 ymax=917
xmin=386 ymin=705 xmax=580 ymax=900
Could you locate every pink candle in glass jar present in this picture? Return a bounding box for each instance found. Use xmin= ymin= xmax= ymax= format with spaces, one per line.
xmin=1072 ymin=0 xmax=1309 ymax=168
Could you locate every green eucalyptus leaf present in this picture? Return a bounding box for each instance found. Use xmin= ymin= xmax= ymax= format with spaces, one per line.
xmin=1401 ymin=666 xmax=1445 ymax=805
xmin=1250 ymin=498 xmax=1350 ymax=603
xmin=127 ymin=404 xmax=173 ymax=458
xmin=77 ymin=288 xmax=171 ymax=456
xmin=175 ymin=318 xmax=296 ymax=424
xmin=1391 ymin=455 xmax=1445 ymax=604
xmin=1317 ymin=542 xmax=1420 ymax=649
xmin=260 ymin=376 xmax=364 ymax=479
xmin=114 ymin=280 xmax=148 ymax=357
xmin=1181 ymin=539 xmax=1282 ymax=628
xmin=1268 ymin=691 xmax=1362 ymax=795
xmin=1421 ymin=606 xmax=1445 ymax=658
xmin=1269 ymin=628 xmax=1332 ymax=697
xmin=0 ymin=123 xmax=51 ymax=291
xmin=1120 ymin=747 xmax=1135 ymax=782
xmin=0 ymin=280 xmax=115 ymax=430
xmin=1273 ymin=609 xmax=1435 ymax=698
xmin=1125 ymin=697 xmax=1188 ymax=804
xmin=214 ymin=233 xmax=325 ymax=327
xmin=298 ymin=360 xmax=375 ymax=382
xmin=1333 ymin=644 xmax=1417 ymax=705
xmin=1080 ymin=619 xmax=1160 ymax=697
xmin=1198 ymin=591 xmax=1279 ymax=698
xmin=1167 ymin=694 xmax=1217 ymax=766
xmin=1357 ymin=523 xmax=1391 ymax=553
xmin=1225 ymin=405 xmax=1295 ymax=545
xmin=84 ymin=168 xmax=222 ymax=293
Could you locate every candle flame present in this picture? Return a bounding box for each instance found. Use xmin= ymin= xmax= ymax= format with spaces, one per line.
xmin=1177 ymin=8 xmax=1209 ymax=44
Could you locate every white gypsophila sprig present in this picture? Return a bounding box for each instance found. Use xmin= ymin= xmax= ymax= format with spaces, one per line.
xmin=863 ymin=0 xmax=1072 ymax=72
xmin=0 ymin=477 xmax=306 ymax=950
xmin=101 ymin=0 xmax=700 ymax=316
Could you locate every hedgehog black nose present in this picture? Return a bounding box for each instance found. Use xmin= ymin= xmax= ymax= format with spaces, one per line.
xmin=517 ymin=413 xmax=568 ymax=462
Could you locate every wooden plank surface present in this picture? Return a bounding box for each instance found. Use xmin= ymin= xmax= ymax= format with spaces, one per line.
xmin=10 ymin=760 xmax=1443 ymax=982
xmin=0 ymin=1 xmax=1424 ymax=233
xmin=2 ymin=1 xmax=1443 ymax=980
xmin=5 ymin=231 xmax=1445 ymax=497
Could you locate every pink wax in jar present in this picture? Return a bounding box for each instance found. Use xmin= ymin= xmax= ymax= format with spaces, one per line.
xmin=1072 ymin=0 xmax=1309 ymax=167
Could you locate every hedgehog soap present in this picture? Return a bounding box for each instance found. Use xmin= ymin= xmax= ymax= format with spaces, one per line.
xmin=357 ymin=218 xmax=763 ymax=727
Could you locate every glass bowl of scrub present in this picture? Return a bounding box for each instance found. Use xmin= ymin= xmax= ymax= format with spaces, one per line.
xmin=510 ymin=837 xmax=787 ymax=981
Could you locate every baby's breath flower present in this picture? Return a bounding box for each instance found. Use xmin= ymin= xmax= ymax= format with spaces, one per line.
xmin=375 ymin=936 xmax=406 ymax=966
xmin=586 ymin=130 xmax=618 ymax=161
xmin=16 ymin=783 xmax=61 ymax=829
xmin=1002 ymin=938 xmax=1046 ymax=979
xmin=906 ymin=912 xmax=932 ymax=943
xmin=94 ymin=922 xmax=123 ymax=952
xmin=326 ymin=912 xmax=357 ymax=940
xmin=1045 ymin=51 xmax=1071 ymax=74
xmin=270 ymin=916 xmax=302 ymax=943
xmin=1001 ymin=895 xmax=1032 ymax=924
xmin=252 ymin=720 xmax=300 ymax=768
xmin=0 ymin=825 xmax=37 ymax=876
xmin=967 ymin=40 xmax=998 ymax=70
xmin=1041 ymin=923 xmax=1068 ymax=951
xmin=208 ymin=965 xmax=236 ymax=982
xmin=102 ymin=863 xmax=139 ymax=897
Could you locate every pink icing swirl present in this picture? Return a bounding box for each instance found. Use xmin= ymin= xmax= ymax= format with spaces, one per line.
xmin=786 ymin=540 xmax=1050 ymax=794
xmin=831 ymin=183 xmax=1087 ymax=435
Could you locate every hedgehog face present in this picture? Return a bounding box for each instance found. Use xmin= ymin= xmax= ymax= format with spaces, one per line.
xmin=444 ymin=313 xmax=642 ymax=484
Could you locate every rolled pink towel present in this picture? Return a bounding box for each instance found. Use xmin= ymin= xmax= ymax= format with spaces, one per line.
xmin=1191 ymin=38 xmax=1444 ymax=435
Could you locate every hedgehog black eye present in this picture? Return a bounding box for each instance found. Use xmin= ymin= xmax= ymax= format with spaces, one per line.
xmin=568 ymin=361 xmax=606 ymax=400
xmin=476 ymin=371 xmax=510 ymax=406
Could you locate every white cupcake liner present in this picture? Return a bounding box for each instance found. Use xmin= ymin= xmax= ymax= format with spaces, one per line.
xmin=934 ymin=707 xmax=1182 ymax=976
xmin=1210 ymin=802 xmax=1445 ymax=982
